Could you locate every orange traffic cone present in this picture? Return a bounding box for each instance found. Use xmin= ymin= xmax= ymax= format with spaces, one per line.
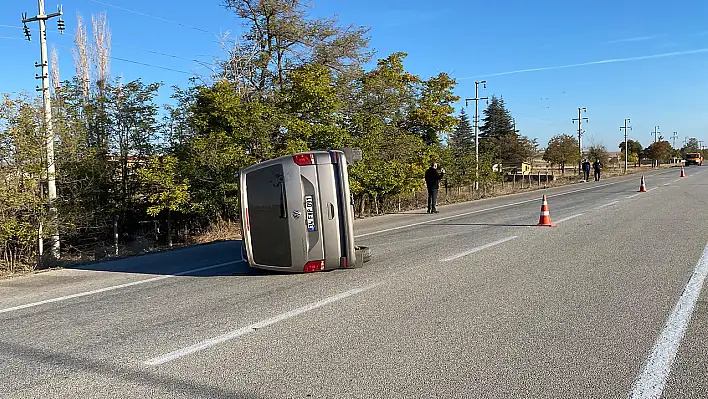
xmin=537 ymin=195 xmax=556 ymax=227
xmin=680 ymin=166 xmax=686 ymax=177
xmin=638 ymin=175 xmax=647 ymax=192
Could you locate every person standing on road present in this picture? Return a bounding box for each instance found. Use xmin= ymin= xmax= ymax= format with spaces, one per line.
xmin=425 ymin=162 xmax=445 ymax=213
xmin=582 ymin=159 xmax=591 ymax=182
xmin=593 ymin=159 xmax=602 ymax=181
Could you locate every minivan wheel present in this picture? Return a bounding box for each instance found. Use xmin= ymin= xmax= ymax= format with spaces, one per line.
xmin=355 ymin=245 xmax=372 ymax=263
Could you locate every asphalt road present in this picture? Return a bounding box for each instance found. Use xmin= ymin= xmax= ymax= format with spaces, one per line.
xmin=2 ymin=166 xmax=708 ymax=398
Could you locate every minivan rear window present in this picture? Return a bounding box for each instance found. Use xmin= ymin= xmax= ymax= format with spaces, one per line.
xmin=246 ymin=164 xmax=292 ymax=267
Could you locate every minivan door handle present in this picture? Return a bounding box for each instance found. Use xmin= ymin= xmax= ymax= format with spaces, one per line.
xmin=327 ymin=203 xmax=335 ymax=220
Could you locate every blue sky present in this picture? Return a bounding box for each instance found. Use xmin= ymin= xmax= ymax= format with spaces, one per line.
xmin=2 ymin=0 xmax=708 ymax=150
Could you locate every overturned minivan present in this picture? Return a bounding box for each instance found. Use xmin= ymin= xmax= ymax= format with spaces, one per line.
xmin=238 ymin=150 xmax=370 ymax=273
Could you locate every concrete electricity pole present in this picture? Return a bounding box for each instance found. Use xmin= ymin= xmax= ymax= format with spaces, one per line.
xmin=620 ymin=119 xmax=631 ymax=173
xmin=652 ymin=126 xmax=660 ymax=143
xmin=651 ymin=126 xmax=660 ymax=168
xmin=670 ymin=131 xmax=678 ymax=149
xmin=572 ymin=107 xmax=588 ymax=174
xmin=22 ymin=0 xmax=65 ymax=259
xmin=464 ymin=80 xmax=488 ymax=191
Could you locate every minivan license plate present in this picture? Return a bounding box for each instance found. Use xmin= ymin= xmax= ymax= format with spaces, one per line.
xmin=304 ymin=195 xmax=316 ymax=231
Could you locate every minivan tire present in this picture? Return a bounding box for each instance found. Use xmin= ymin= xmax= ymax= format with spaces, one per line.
xmin=355 ymin=245 xmax=372 ymax=263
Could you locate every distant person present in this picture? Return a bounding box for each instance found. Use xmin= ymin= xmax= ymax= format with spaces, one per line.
xmin=593 ymin=160 xmax=603 ymax=181
xmin=425 ymin=162 xmax=445 ymax=213
xmin=582 ymin=160 xmax=591 ymax=182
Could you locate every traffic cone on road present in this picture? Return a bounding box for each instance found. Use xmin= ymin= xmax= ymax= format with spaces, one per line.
xmin=537 ymin=195 xmax=556 ymax=227
xmin=680 ymin=166 xmax=686 ymax=177
xmin=638 ymin=175 xmax=647 ymax=192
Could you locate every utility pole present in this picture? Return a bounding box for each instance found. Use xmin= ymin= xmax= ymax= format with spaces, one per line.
xmin=670 ymin=131 xmax=678 ymax=149
xmin=464 ymin=80 xmax=488 ymax=191
xmin=572 ymin=107 xmax=588 ymax=174
xmin=22 ymin=0 xmax=65 ymax=260
xmin=620 ymin=119 xmax=631 ymax=173
xmin=651 ymin=126 xmax=660 ymax=168
xmin=652 ymin=126 xmax=660 ymax=143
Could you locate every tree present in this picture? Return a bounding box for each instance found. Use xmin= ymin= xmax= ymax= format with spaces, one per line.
xmin=0 ymin=93 xmax=46 ymax=269
xmin=619 ymin=139 xmax=643 ymax=167
xmin=404 ymin=72 xmax=459 ymax=145
xmin=137 ymin=155 xmax=190 ymax=247
xmin=682 ymin=138 xmax=700 ymax=155
xmin=448 ymin=108 xmax=473 ymax=156
xmin=221 ymin=0 xmax=371 ymax=94
xmin=646 ymin=141 xmax=672 ymax=164
xmin=479 ymin=95 xmax=534 ymax=165
xmin=279 ymin=63 xmax=349 ymax=151
xmin=184 ymin=81 xmax=278 ymax=221
xmin=446 ymin=109 xmax=475 ymax=187
xmin=543 ymin=134 xmax=580 ymax=173
xmin=343 ymin=53 xmax=430 ymax=213
xmin=586 ymin=144 xmax=609 ymax=166
xmin=479 ymin=96 xmax=513 ymax=140
xmin=106 ymin=79 xmax=162 ymax=208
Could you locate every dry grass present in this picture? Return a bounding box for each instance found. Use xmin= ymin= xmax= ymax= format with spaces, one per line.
xmin=188 ymin=219 xmax=242 ymax=245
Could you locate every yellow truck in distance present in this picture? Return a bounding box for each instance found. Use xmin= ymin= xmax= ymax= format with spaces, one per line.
xmin=685 ymin=152 xmax=703 ymax=166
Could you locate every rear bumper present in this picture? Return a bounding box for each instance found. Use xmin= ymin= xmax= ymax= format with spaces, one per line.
xmin=244 ymin=259 xmax=341 ymax=273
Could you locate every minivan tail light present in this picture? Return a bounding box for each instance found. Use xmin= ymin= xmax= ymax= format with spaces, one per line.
xmin=304 ymin=260 xmax=325 ymax=273
xmin=293 ymin=153 xmax=315 ymax=166
xmin=244 ymin=207 xmax=250 ymax=231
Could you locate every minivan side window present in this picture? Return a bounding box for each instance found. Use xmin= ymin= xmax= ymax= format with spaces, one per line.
xmin=246 ymin=164 xmax=292 ymax=267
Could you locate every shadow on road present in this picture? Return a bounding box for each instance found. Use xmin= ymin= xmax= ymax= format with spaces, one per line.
xmin=64 ymin=240 xmax=266 ymax=278
xmin=0 ymin=340 xmax=264 ymax=398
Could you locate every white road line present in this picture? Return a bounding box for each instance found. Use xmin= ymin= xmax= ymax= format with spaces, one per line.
xmin=440 ymin=236 xmax=518 ymax=262
xmin=597 ymin=201 xmax=619 ymax=209
xmin=355 ymin=177 xmax=641 ymax=239
xmin=0 ymin=260 xmax=242 ymax=315
xmin=626 ymin=193 xmax=641 ymax=199
xmin=554 ymin=213 xmax=584 ymax=224
xmin=144 ymin=283 xmax=381 ymax=366
xmin=628 ymin=244 xmax=708 ymax=399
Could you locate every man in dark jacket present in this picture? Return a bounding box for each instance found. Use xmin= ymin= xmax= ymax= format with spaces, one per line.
xmin=582 ymin=159 xmax=591 ymax=182
xmin=425 ymin=162 xmax=445 ymax=213
xmin=593 ymin=159 xmax=602 ymax=181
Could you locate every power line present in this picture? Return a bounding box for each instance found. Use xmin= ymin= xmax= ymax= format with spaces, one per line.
xmin=47 ymin=42 xmax=204 ymax=76
xmin=110 ymin=56 xmax=194 ymax=75
xmin=86 ymin=0 xmax=217 ymax=36
xmin=112 ymin=42 xmax=213 ymax=66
